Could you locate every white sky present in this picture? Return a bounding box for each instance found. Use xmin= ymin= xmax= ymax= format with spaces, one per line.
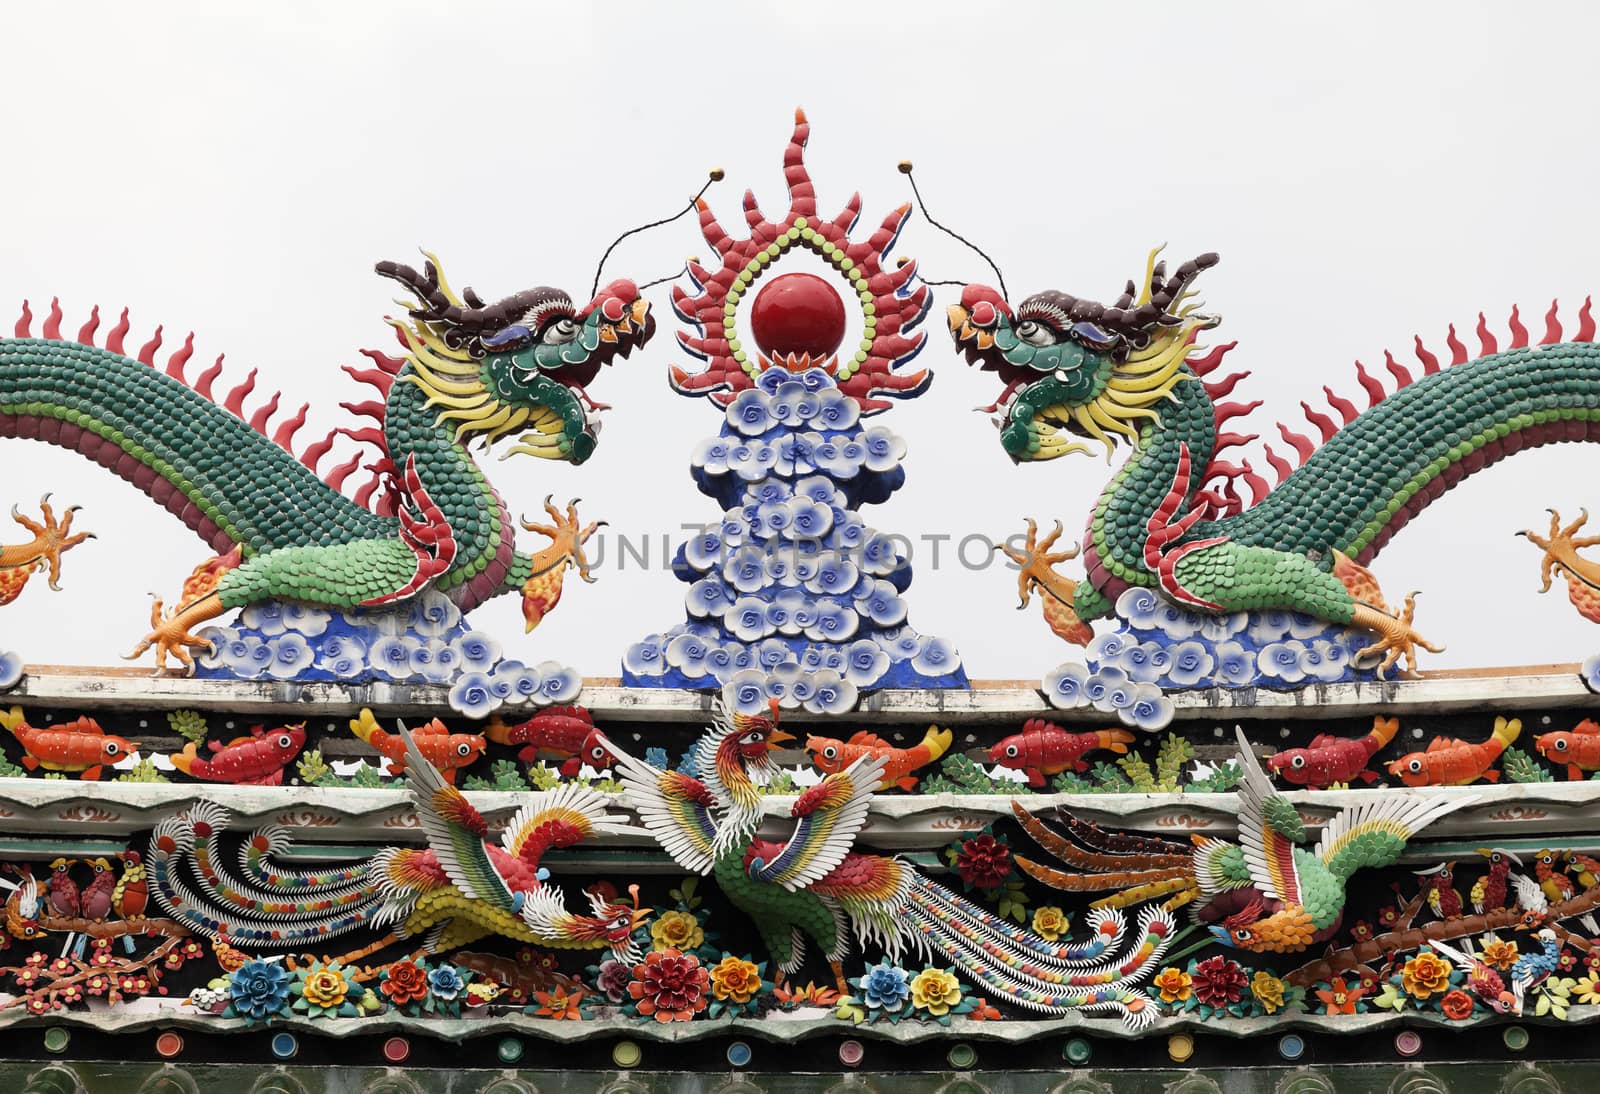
xmin=3 ymin=2 xmax=1598 ymax=681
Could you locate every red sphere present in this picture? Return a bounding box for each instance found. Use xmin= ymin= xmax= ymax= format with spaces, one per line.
xmin=749 ymin=272 xmax=848 ymax=361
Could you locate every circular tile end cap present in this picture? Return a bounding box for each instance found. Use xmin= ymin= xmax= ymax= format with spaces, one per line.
xmin=613 ymin=1040 xmax=643 ymax=1069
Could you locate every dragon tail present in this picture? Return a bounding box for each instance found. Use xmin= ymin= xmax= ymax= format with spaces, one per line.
xmin=903 ymin=874 xmax=1174 ymax=1028
xmin=147 ymin=801 xmax=379 ymax=948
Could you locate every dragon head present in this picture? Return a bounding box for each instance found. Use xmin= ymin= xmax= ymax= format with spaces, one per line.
xmin=949 ymin=250 xmax=1219 ymax=462
xmin=378 ymin=257 xmax=655 ymax=465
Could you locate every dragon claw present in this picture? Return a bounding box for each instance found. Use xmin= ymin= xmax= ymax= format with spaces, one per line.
xmin=0 ymin=496 xmax=93 ymax=601
xmin=127 ymin=592 xmax=224 ymax=676
xmin=1352 ymin=595 xmax=1443 ymax=680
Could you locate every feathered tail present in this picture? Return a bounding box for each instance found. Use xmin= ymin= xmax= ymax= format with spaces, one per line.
xmin=148 ymin=801 xmax=382 ymax=946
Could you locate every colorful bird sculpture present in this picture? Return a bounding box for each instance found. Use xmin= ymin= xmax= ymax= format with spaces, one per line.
xmin=1508 ymin=927 xmax=1563 ymax=1016
xmin=79 ymin=858 xmax=117 ymax=921
xmin=147 ymin=725 xmax=651 ymax=965
xmin=1470 ymin=848 xmax=1521 ymax=915
xmin=1533 ymin=850 xmax=1576 ymax=905
xmin=1424 ymin=938 xmax=1515 ymax=1013
xmin=46 ymin=859 xmax=79 ymax=918
xmin=602 ymin=698 xmax=1179 ymax=1030
xmin=1414 ymin=862 xmax=1462 ymax=919
xmin=1012 ymin=729 xmax=1474 ymax=954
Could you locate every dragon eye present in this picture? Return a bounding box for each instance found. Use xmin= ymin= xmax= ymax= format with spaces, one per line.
xmin=541 ymin=317 xmax=580 ymax=345
xmin=1016 ymin=319 xmax=1056 ymax=347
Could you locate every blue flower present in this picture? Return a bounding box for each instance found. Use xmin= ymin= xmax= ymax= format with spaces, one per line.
xmin=807 ymin=673 xmax=858 ymax=716
xmin=757 ymin=639 xmax=794 ymax=671
xmin=911 ymin=636 xmax=960 ymax=678
xmin=1151 ymin=600 xmax=1201 ymax=640
xmin=369 ymin=635 xmax=417 ymax=680
xmin=666 ymin=634 xmax=713 ymax=678
xmin=449 ymin=672 xmax=501 ymax=718
xmin=692 ymin=437 xmax=734 ymax=474
xmin=264 ymin=634 xmax=315 ymax=680
xmin=280 ymin=603 xmax=331 ymax=637
xmin=728 ymin=597 xmax=772 ymax=642
xmin=240 ymin=600 xmax=289 ymax=636
xmin=860 ymin=426 xmax=907 ymax=473
xmin=1119 ymin=684 xmax=1175 ymax=731
xmin=861 ymin=581 xmax=908 ymax=627
xmin=535 ymin=664 xmax=582 ymax=704
xmin=1199 ymin=612 xmax=1248 ymax=642
xmin=1088 ymin=631 xmax=1130 ymax=665
xmin=723 ymin=547 xmax=768 ymax=593
xmin=1247 ymin=610 xmax=1293 ymax=645
xmin=806 ymin=555 xmax=858 ymax=596
xmin=726 ymin=388 xmax=776 ymax=436
xmin=686 ymin=578 xmax=731 ymax=619
xmin=805 ymin=601 xmax=858 ymax=643
xmin=407 ymin=592 xmax=461 ymax=637
xmin=623 ymin=636 xmax=666 ymax=677
xmin=1165 ymin=641 xmax=1216 ymax=688
xmin=1258 ymin=642 xmax=1307 ymax=684
xmin=1119 ymin=641 xmax=1164 ymax=683
xmin=427 ymin=963 xmax=466 ymax=1002
xmin=1214 ymin=642 xmax=1256 ymax=686
xmin=1115 ymin=587 xmax=1165 ymax=631
xmin=859 ymin=533 xmax=902 ymax=576
xmin=1287 ymin=612 xmax=1331 ymax=640
xmin=793 ymin=475 xmax=838 ymax=505
xmin=453 ymin=631 xmax=501 ymax=672
xmin=789 ymin=499 xmax=834 ymax=540
xmin=857 ymin=963 xmax=911 ymax=1010
xmin=1083 ymin=665 xmax=1129 ymax=709
xmin=1045 ymin=662 xmax=1091 ymax=708
xmin=813 ymin=390 xmax=859 ymax=431
xmin=228 ymin=959 xmax=291 ymax=1022
xmin=725 ymin=670 xmax=771 ymax=715
xmin=844 ymin=640 xmax=890 ymax=687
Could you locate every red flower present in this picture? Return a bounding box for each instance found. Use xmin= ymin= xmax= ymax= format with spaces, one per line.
xmin=1349 ymin=921 xmax=1374 ymax=942
xmin=1584 ymin=943 xmax=1600 ymax=974
xmin=955 ymin=835 xmax=1013 ymax=889
xmin=380 ymin=960 xmax=429 ymax=1006
xmin=1558 ymin=950 xmax=1579 ymax=973
xmin=1190 ymin=957 xmax=1249 ymax=1008
xmin=1376 ymin=904 xmax=1399 ymax=928
xmin=628 ymin=948 xmax=709 ymax=1023
xmin=1440 ymin=989 xmax=1474 ymax=1020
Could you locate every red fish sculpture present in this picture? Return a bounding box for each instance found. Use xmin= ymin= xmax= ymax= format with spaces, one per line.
xmin=1266 ymin=716 xmax=1398 ymax=788
xmin=987 ymin=720 xmax=1135 ymax=788
xmin=167 ymin=724 xmax=307 ymax=786
xmin=349 ymin=708 xmax=485 ymax=783
xmin=1534 ymin=718 xmax=1600 ymax=781
xmin=1387 ymin=717 xmax=1521 ymax=786
xmin=485 ymin=705 xmax=613 ymax=776
xmin=0 ymin=706 xmax=137 ymax=780
xmin=806 ymin=724 xmax=953 ymax=792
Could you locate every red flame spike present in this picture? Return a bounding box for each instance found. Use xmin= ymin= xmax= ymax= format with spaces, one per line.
xmin=1405 ymin=341 xmax=1430 ymax=379
xmin=1579 ymin=297 xmax=1596 ymax=342
xmin=353 ymin=469 xmax=384 ymax=509
xmin=1475 ymin=313 xmax=1497 ymax=357
xmin=742 ymin=189 xmax=770 ymax=238
xmin=1214 ymin=399 xmax=1262 ymax=426
xmin=272 ymin=404 xmax=310 ymax=451
xmin=165 ymin=332 xmax=195 ymax=382
xmin=1185 ymin=341 xmax=1237 ymax=377
xmin=76 ymin=305 xmax=101 ymax=347
xmin=1353 ymin=359 xmax=1385 ymax=405
xmin=336 ymin=426 xmax=387 ymax=450
xmin=13 ymin=301 xmax=31 ymax=338
xmin=1542 ymin=300 xmax=1563 ymax=345
xmin=1241 ymin=460 xmax=1270 ymax=505
xmin=137 ymin=325 xmax=164 ymax=365
xmin=247 ymin=392 xmax=281 ymax=434
xmin=222 ymin=369 xmax=259 ymax=416
xmin=1446 ymin=324 xmax=1467 ymax=365
xmin=1263 ymin=443 xmax=1293 ymax=482
xmin=323 ymin=452 xmax=362 ymax=491
xmin=835 ymin=191 xmax=862 ymax=234
xmin=42 ymin=299 xmax=63 ymax=340
xmin=1507 ymin=304 xmax=1528 ymax=349
xmin=1214 ymin=431 xmax=1259 ymax=450
xmin=1300 ymin=401 xmax=1337 ymax=442
xmin=342 ymin=363 xmax=395 ymax=398
xmin=1201 ymin=370 xmax=1251 ymax=400
xmin=358 ymin=348 xmax=405 ymax=375
xmin=299 ymin=431 xmax=337 ymax=472
xmin=106 ymin=308 xmax=130 ymax=355
xmin=339 ymin=399 xmax=387 ymax=423
xmin=696 ymin=197 xmax=733 ymax=256
xmin=783 ymin=107 xmax=816 ymax=218
xmin=195 ymin=355 xmax=225 ymax=400
xmin=1206 ymin=460 xmax=1246 ymax=478
xmin=1276 ymin=424 xmax=1315 ymax=463
xmin=1322 ymin=386 xmax=1358 ymax=425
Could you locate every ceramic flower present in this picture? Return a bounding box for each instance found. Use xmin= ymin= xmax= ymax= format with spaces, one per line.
xmin=1251 ymin=971 xmax=1287 ymax=1015
xmin=224 ymin=959 xmax=291 ymax=1024
xmin=1315 ymin=976 xmax=1363 ymax=1015
xmin=909 ymin=968 xmax=961 ymax=1017
xmin=629 ymin=948 xmax=709 ymax=1023
xmin=1440 ymin=989 xmax=1474 ymax=1020
xmin=954 ymin=834 xmax=1012 ymax=890
xmin=857 ymin=963 xmax=911 ymax=1011
xmin=709 ymin=956 xmax=763 ymax=1005
xmin=1153 ymin=967 xmax=1192 ymax=1005
xmin=379 ymin=959 xmax=429 ymax=1008
xmin=1191 ymin=956 xmax=1249 ymax=1008
xmin=448 ymin=671 xmax=501 ymax=719
xmin=650 ymin=910 xmax=704 ymax=954
xmin=290 ymin=960 xmax=365 ymax=1019
xmin=427 ymin=963 xmax=466 ymax=1003
xmin=1044 ymin=662 xmax=1092 ymax=709
xmin=1031 ymin=905 xmax=1069 ymax=942
xmin=1574 ymin=973 xmax=1600 ymax=1005
xmin=1401 ymin=950 xmax=1451 ymax=1000
xmin=532 ymin=986 xmax=585 ymax=1020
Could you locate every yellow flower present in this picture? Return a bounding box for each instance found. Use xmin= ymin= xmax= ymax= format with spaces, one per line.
xmin=909 ymin=968 xmax=962 ymax=1017
xmin=1401 ymin=952 xmax=1451 ymax=1000
xmin=1576 ymin=974 xmax=1600 ymax=1005
xmin=1153 ymin=966 xmax=1192 ymax=1005
xmin=710 ymin=956 xmax=762 ymax=1004
xmin=1251 ymin=971 xmax=1286 ymax=1015
xmin=650 ymin=910 xmax=704 ymax=954
xmin=1481 ymin=939 xmax=1519 ymax=970
xmin=1031 ymin=905 xmax=1069 ymax=941
xmin=300 ymin=967 xmax=349 ymax=1009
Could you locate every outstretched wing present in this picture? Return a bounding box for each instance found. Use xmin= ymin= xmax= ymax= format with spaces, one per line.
xmin=400 ymin=723 xmax=516 ymax=913
xmin=500 ymin=781 xmax=638 ymax=867
xmin=1313 ymin=790 xmax=1478 ymax=882
xmin=1234 ymin=728 xmax=1304 ymax=905
xmin=600 ymin=731 xmax=721 ymax=875
xmin=748 ymin=754 xmax=886 ymax=891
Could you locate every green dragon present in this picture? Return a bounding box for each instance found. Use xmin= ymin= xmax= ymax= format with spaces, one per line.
xmin=951 ymin=249 xmax=1600 ymax=675
xmin=0 ymin=258 xmax=653 ymax=668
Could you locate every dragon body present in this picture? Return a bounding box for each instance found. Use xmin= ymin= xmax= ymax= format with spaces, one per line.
xmin=953 ymin=253 xmax=1600 ymax=674
xmin=0 ymin=260 xmax=651 ymax=667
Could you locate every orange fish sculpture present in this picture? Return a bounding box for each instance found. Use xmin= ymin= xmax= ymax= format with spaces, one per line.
xmin=1387 ymin=717 xmax=1521 ymax=786
xmin=988 ymin=719 xmax=1135 ymax=788
xmin=0 ymin=706 xmax=137 ymax=780
xmin=168 ymin=723 xmax=307 ymax=785
xmin=805 ymin=724 xmax=952 ymax=791
xmin=349 ymin=707 xmax=486 ymax=783
xmin=1534 ymin=718 xmax=1600 ymax=781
